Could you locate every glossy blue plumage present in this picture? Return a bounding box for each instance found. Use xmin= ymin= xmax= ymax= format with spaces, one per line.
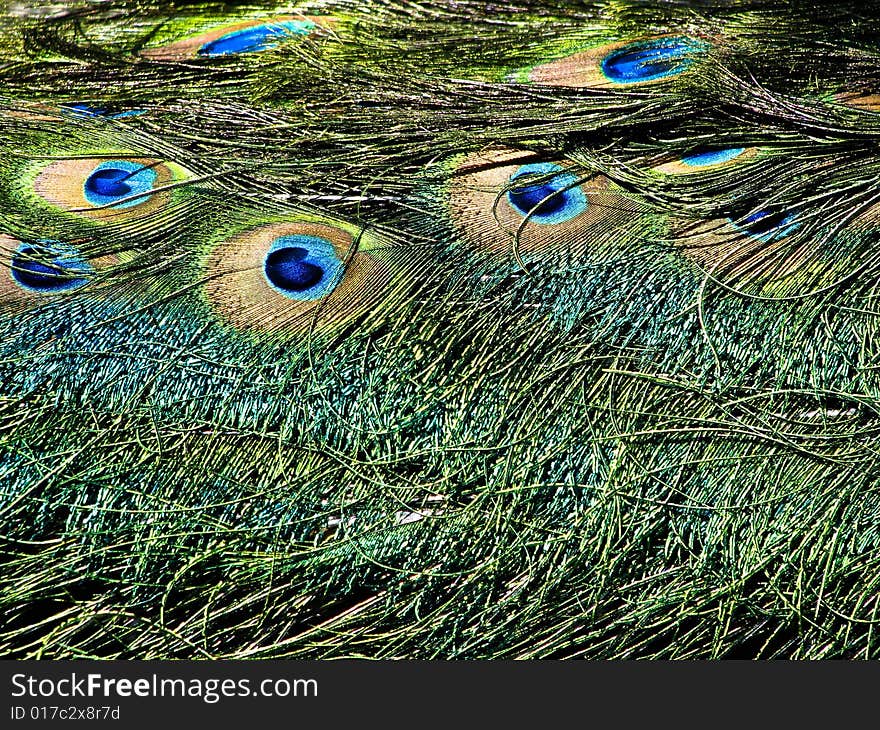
xmin=263 ymin=234 xmax=342 ymax=299
xmin=506 ymin=163 xmax=587 ymax=224
xmin=198 ymin=20 xmax=315 ymax=56
xmin=11 ymin=242 xmax=91 ymax=292
xmin=83 ymin=161 xmax=157 ymax=209
xmin=600 ymin=37 xmax=707 ymax=84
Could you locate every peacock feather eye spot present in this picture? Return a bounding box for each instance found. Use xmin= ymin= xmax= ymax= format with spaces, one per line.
xmin=506 ymin=163 xmax=587 ymax=224
xmin=522 ymin=35 xmax=708 ymax=89
xmin=681 ymin=148 xmax=746 ymax=167
xmin=601 ymin=37 xmax=706 ymax=84
xmin=448 ymin=148 xmax=641 ymax=259
xmin=198 ymin=19 xmax=315 ymax=56
xmin=82 ymin=161 xmax=158 ymax=209
xmin=732 ymin=209 xmax=799 ymax=241
xmin=203 ymin=219 xmax=412 ymax=337
xmin=263 ymin=235 xmax=343 ymax=300
xmin=655 ymin=147 xmax=756 ymax=176
xmin=10 ymin=242 xmax=91 ymax=293
xmin=61 ymin=103 xmax=147 ymax=119
xmin=30 ymin=156 xmax=184 ymax=222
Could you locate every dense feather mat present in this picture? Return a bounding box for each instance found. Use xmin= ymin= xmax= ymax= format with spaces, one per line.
xmin=3 ymin=0 xmax=880 ymax=659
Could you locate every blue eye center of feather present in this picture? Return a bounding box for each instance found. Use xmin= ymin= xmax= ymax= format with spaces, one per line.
xmin=506 ymin=163 xmax=587 ymax=224
xmin=265 ymin=247 xmax=324 ymax=290
xmin=681 ymin=148 xmax=746 ymax=167
xmin=601 ymin=37 xmax=706 ymax=84
xmin=83 ymin=161 xmax=158 ymax=209
xmin=263 ymin=235 xmax=343 ymax=300
xmin=731 ymin=209 xmax=800 ymax=241
xmin=198 ymin=20 xmax=315 ymax=56
xmin=62 ymin=103 xmax=147 ymax=119
xmin=10 ymin=242 xmax=91 ymax=292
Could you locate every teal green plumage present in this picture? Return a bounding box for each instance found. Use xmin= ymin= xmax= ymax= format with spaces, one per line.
xmin=3 ymin=1 xmax=880 ymax=659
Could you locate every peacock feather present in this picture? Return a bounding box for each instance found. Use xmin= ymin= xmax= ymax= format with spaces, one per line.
xmin=3 ymin=0 xmax=880 ymax=660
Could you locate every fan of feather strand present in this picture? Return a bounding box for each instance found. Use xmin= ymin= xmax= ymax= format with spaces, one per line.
xmin=2 ymin=0 xmax=880 ymax=658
